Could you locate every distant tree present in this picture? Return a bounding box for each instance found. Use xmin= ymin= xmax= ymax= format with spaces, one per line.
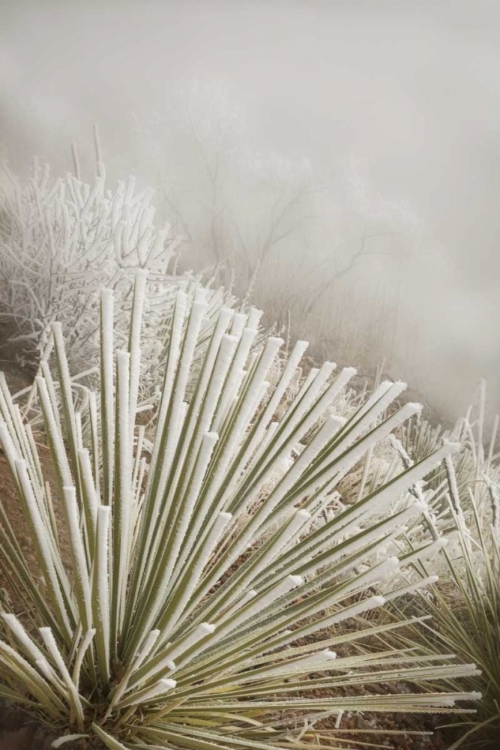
xmin=134 ymin=79 xmax=419 ymax=363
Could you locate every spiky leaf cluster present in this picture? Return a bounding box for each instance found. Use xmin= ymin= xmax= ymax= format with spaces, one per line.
xmin=0 ymin=273 xmax=480 ymax=749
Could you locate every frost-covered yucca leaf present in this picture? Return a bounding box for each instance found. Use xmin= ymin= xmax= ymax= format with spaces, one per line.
xmin=0 ymin=273 xmax=480 ymax=748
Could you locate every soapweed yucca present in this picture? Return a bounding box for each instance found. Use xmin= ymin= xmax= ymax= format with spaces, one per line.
xmin=387 ymin=393 xmax=500 ymax=748
xmin=412 ymin=485 xmax=500 ymax=749
xmin=0 ymin=273 xmax=480 ymax=748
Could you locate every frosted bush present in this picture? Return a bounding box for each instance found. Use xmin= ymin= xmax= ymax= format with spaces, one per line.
xmin=0 ymin=156 xmax=235 ymax=419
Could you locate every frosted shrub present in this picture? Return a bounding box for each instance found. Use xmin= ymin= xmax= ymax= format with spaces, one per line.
xmin=0 ymin=274 xmax=480 ymax=748
xmin=0 ymin=157 xmax=234 ymax=417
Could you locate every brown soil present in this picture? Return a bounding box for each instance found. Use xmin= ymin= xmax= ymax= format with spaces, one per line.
xmin=0 ymin=700 xmax=105 ymax=749
xmin=0 ymin=701 xmax=61 ymax=749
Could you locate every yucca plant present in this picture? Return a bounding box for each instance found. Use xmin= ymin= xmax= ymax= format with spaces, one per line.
xmin=0 ymin=273 xmax=480 ymax=748
xmin=384 ymin=396 xmax=500 ymax=748
xmin=378 ymin=474 xmax=499 ymax=748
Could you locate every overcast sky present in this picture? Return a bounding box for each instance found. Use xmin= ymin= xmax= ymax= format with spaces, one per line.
xmin=1 ymin=0 xmax=499 ymax=418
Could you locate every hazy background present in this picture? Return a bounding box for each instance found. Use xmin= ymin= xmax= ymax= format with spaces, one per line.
xmin=1 ymin=0 xmax=499 ymax=422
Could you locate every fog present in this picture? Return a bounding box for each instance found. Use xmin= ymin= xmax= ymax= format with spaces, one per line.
xmin=1 ymin=0 xmax=499 ymax=422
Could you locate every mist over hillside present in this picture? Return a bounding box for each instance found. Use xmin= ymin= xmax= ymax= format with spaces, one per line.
xmin=1 ymin=0 xmax=499 ymax=421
